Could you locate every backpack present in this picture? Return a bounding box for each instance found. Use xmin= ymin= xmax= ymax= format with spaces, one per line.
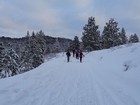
xmin=66 ymin=51 xmax=71 ymax=56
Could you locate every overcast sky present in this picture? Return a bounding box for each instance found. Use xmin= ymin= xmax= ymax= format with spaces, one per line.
xmin=0 ymin=0 xmax=140 ymax=39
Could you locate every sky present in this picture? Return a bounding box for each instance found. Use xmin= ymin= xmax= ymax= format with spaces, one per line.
xmin=0 ymin=0 xmax=140 ymax=39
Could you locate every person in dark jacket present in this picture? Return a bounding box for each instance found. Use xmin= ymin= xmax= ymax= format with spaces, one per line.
xmin=72 ymin=49 xmax=75 ymax=57
xmin=79 ymin=50 xmax=84 ymax=62
xmin=66 ymin=50 xmax=71 ymax=62
xmin=76 ymin=50 xmax=79 ymax=59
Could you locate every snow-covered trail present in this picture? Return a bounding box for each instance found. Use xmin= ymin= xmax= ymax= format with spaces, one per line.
xmin=0 ymin=43 xmax=140 ymax=105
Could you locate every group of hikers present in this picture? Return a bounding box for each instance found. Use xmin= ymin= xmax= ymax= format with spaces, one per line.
xmin=66 ymin=49 xmax=84 ymax=63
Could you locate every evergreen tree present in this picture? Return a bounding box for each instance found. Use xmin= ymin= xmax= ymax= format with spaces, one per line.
xmin=68 ymin=36 xmax=80 ymax=51
xmin=20 ymin=31 xmax=45 ymax=72
xmin=6 ymin=48 xmax=20 ymax=76
xmin=36 ymin=30 xmax=46 ymax=55
xmin=102 ymin=18 xmax=120 ymax=48
xmin=129 ymin=34 xmax=139 ymax=43
xmin=20 ymin=32 xmax=32 ymax=72
xmin=72 ymin=36 xmax=80 ymax=50
xmin=27 ymin=30 xmax=30 ymax=37
xmin=0 ymin=43 xmax=20 ymax=78
xmin=118 ymin=28 xmax=128 ymax=45
xmin=0 ymin=43 xmax=11 ymax=78
xmin=68 ymin=41 xmax=74 ymax=51
xmin=0 ymin=43 xmax=6 ymax=78
xmin=53 ymin=38 xmax=61 ymax=53
xmin=82 ymin=16 xmax=100 ymax=51
xmin=133 ymin=34 xmax=139 ymax=42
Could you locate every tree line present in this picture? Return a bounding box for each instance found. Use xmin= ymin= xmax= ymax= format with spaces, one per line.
xmin=70 ymin=17 xmax=139 ymax=51
xmin=0 ymin=30 xmax=71 ymax=79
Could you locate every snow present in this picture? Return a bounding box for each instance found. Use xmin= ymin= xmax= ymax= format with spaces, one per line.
xmin=0 ymin=43 xmax=140 ymax=105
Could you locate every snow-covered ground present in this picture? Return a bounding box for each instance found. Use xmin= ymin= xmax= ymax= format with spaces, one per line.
xmin=0 ymin=43 xmax=140 ymax=105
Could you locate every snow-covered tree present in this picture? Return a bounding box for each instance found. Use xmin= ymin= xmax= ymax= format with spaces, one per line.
xmin=20 ymin=33 xmax=32 ymax=72
xmin=6 ymin=48 xmax=20 ymax=76
xmin=118 ymin=28 xmax=128 ymax=45
xmin=20 ymin=31 xmax=46 ymax=72
xmin=0 ymin=42 xmax=6 ymax=78
xmin=82 ymin=16 xmax=100 ymax=51
xmin=102 ymin=18 xmax=120 ymax=48
xmin=69 ymin=36 xmax=80 ymax=51
xmin=73 ymin=36 xmax=80 ymax=50
xmin=0 ymin=43 xmax=20 ymax=78
xmin=36 ymin=30 xmax=46 ymax=54
xmin=52 ymin=38 xmax=61 ymax=53
xmin=129 ymin=34 xmax=139 ymax=43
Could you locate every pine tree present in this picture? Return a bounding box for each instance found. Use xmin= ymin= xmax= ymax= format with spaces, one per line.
xmin=27 ymin=30 xmax=30 ymax=37
xmin=0 ymin=42 xmax=6 ymax=78
xmin=20 ymin=32 xmax=33 ymax=72
xmin=68 ymin=41 xmax=74 ymax=51
xmin=20 ymin=31 xmax=46 ymax=72
xmin=6 ymin=48 xmax=20 ymax=76
xmin=133 ymin=34 xmax=139 ymax=42
xmin=82 ymin=16 xmax=100 ymax=51
xmin=0 ymin=43 xmax=20 ymax=78
xmin=0 ymin=43 xmax=12 ymax=78
xmin=102 ymin=18 xmax=120 ymax=48
xmin=73 ymin=36 xmax=80 ymax=50
xmin=129 ymin=34 xmax=139 ymax=43
xmin=118 ymin=28 xmax=128 ymax=45
xmin=53 ymin=38 xmax=61 ymax=53
xmin=36 ymin=30 xmax=46 ymax=55
xmin=32 ymin=31 xmax=46 ymax=68
xmin=68 ymin=36 xmax=80 ymax=51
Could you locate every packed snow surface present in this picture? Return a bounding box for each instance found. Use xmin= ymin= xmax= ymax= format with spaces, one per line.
xmin=0 ymin=43 xmax=140 ymax=105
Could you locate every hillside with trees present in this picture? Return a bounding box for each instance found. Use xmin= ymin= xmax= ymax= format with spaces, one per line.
xmin=0 ymin=30 xmax=72 ymax=78
xmin=0 ymin=16 xmax=139 ymax=79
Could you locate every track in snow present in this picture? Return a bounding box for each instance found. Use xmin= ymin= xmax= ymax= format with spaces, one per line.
xmin=0 ymin=51 xmax=140 ymax=105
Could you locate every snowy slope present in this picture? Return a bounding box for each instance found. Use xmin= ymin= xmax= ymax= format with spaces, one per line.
xmin=0 ymin=43 xmax=140 ymax=105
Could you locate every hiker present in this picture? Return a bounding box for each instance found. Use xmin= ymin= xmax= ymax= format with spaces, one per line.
xmin=79 ymin=50 xmax=84 ymax=62
xmin=72 ymin=49 xmax=75 ymax=57
xmin=66 ymin=50 xmax=71 ymax=62
xmin=76 ymin=50 xmax=79 ymax=59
